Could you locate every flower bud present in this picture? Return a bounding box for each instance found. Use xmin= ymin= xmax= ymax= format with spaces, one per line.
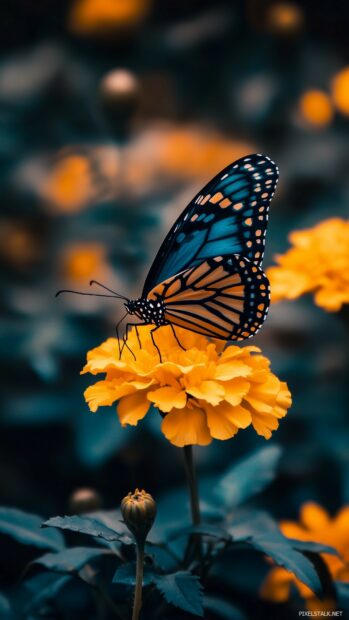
xmin=99 ymin=69 xmax=140 ymax=141
xmin=121 ymin=489 xmax=156 ymax=542
xmin=69 ymin=487 xmax=102 ymax=514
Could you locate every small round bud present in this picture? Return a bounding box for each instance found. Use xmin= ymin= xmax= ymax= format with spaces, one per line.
xmin=121 ymin=489 xmax=156 ymax=542
xmin=99 ymin=69 xmax=140 ymax=140
xmin=266 ymin=3 xmax=304 ymax=36
xmin=100 ymin=69 xmax=139 ymax=105
xmin=69 ymin=488 xmax=102 ymax=514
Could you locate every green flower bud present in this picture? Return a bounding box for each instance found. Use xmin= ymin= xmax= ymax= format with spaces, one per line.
xmin=121 ymin=489 xmax=156 ymax=543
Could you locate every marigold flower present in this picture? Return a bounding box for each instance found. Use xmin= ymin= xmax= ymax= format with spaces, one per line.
xmin=69 ymin=0 xmax=151 ymax=36
xmin=261 ymin=502 xmax=349 ymax=610
xmin=299 ymin=90 xmax=333 ymax=128
xmin=267 ymin=218 xmax=349 ymax=311
xmin=81 ymin=325 xmax=291 ymax=447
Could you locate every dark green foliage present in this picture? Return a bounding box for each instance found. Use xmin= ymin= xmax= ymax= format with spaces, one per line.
xmin=228 ymin=510 xmax=328 ymax=597
xmin=43 ymin=514 xmax=131 ymax=543
xmin=204 ymin=596 xmax=247 ymax=620
xmin=214 ymin=445 xmax=282 ymax=509
xmin=0 ymin=445 xmax=338 ymax=618
xmin=0 ymin=507 xmax=64 ymax=551
xmin=33 ymin=547 xmax=112 ymax=573
xmin=0 ymin=593 xmax=14 ymax=620
xmin=153 ymin=572 xmax=204 ymax=617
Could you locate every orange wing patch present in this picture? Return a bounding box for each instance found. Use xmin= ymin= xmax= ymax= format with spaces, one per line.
xmin=146 ymin=256 xmax=270 ymax=341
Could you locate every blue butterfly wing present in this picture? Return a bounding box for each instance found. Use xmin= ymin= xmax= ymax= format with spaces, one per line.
xmin=142 ymin=153 xmax=278 ymax=296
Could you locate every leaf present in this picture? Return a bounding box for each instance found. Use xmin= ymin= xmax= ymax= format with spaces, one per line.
xmin=215 ymin=445 xmax=282 ymax=509
xmin=204 ymin=596 xmax=246 ymax=620
xmin=336 ymin=582 xmax=349 ymax=611
xmin=88 ymin=510 xmax=134 ymax=545
xmin=153 ymin=571 xmax=203 ymax=617
xmin=75 ymin=406 xmax=132 ymax=467
xmin=228 ymin=510 xmax=323 ymax=597
xmin=0 ymin=593 xmax=14 ymax=620
xmin=23 ymin=573 xmax=71 ymax=613
xmin=289 ymin=539 xmax=339 ymax=556
xmin=112 ymin=563 xmax=156 ymax=587
xmin=167 ymin=524 xmax=231 ymax=542
xmin=0 ymin=507 xmax=64 ymax=551
xmin=43 ymin=515 xmax=131 ymax=543
xmin=34 ymin=547 xmax=111 ymax=573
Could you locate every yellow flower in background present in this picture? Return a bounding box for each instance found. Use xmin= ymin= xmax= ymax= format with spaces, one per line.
xmin=298 ymin=90 xmax=333 ymax=128
xmin=62 ymin=243 xmax=107 ymax=283
xmin=262 ymin=502 xmax=349 ymax=610
xmin=82 ymin=325 xmax=291 ymax=447
xmin=267 ymin=218 xmax=349 ymax=311
xmin=42 ymin=155 xmax=95 ymax=213
xmin=69 ymin=0 xmax=152 ymax=36
xmin=331 ymin=67 xmax=349 ymax=116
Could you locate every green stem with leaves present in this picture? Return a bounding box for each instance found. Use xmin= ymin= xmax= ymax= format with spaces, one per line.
xmin=132 ymin=539 xmax=145 ymax=620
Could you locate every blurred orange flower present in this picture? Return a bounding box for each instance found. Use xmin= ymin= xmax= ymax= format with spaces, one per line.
xmin=62 ymin=243 xmax=107 ymax=283
xmin=267 ymin=218 xmax=349 ymax=311
xmin=262 ymin=502 xmax=349 ymax=610
xmin=82 ymin=325 xmax=291 ymax=447
xmin=69 ymin=0 xmax=152 ymax=36
xmin=42 ymin=155 xmax=96 ymax=213
xmin=299 ymin=90 xmax=333 ymax=128
xmin=331 ymin=67 xmax=349 ymax=116
xmin=126 ymin=125 xmax=254 ymax=190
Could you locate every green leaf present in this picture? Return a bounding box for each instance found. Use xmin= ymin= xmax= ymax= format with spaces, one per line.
xmin=215 ymin=446 xmax=282 ymax=509
xmin=0 ymin=593 xmax=13 ymax=620
xmin=23 ymin=573 xmax=71 ymax=613
xmin=153 ymin=571 xmax=203 ymax=617
xmin=289 ymin=539 xmax=339 ymax=556
xmin=229 ymin=510 xmax=323 ymax=597
xmin=167 ymin=524 xmax=231 ymax=542
xmin=112 ymin=563 xmax=156 ymax=586
xmin=336 ymin=582 xmax=349 ymax=611
xmin=43 ymin=515 xmax=131 ymax=543
xmin=204 ymin=596 xmax=246 ymax=620
xmin=0 ymin=507 xmax=64 ymax=551
xmin=34 ymin=546 xmax=111 ymax=573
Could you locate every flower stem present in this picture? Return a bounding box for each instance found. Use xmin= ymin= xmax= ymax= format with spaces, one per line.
xmin=132 ymin=540 xmax=145 ymax=620
xmin=183 ymin=445 xmax=201 ymax=526
xmin=183 ymin=445 xmax=202 ymax=564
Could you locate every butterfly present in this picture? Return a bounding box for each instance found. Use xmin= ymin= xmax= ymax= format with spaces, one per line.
xmin=57 ymin=153 xmax=278 ymax=360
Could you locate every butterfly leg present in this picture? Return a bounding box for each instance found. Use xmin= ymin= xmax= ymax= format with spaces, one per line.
xmin=116 ymin=312 xmax=128 ymax=359
xmin=120 ymin=322 xmax=137 ymax=361
xmin=170 ymin=324 xmax=186 ymax=351
xmin=135 ymin=325 xmax=142 ymax=349
xmin=150 ymin=327 xmax=162 ymax=363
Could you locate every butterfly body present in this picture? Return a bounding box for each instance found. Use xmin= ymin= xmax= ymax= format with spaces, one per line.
xmin=124 ymin=298 xmax=166 ymax=327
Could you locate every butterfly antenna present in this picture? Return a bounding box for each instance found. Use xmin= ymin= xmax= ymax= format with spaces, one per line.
xmin=89 ymin=280 xmax=129 ymax=301
xmin=55 ymin=289 xmax=123 ymax=299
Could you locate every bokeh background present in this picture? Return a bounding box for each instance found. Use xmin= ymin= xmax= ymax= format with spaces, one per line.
xmin=1 ymin=0 xmax=349 ymax=606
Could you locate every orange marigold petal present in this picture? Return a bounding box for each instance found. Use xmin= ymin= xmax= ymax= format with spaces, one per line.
xmin=300 ymin=502 xmax=330 ymax=530
xmin=261 ymin=567 xmax=293 ymax=602
xmin=117 ymin=391 xmax=151 ymax=426
xmin=186 ymin=380 xmax=225 ymax=406
xmin=223 ymin=378 xmax=250 ymax=406
xmin=161 ymin=406 xmax=212 ymax=447
xmin=147 ymin=386 xmax=187 ymax=412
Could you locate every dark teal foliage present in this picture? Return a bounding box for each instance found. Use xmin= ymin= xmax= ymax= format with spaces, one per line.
xmin=0 ymin=446 xmax=340 ymax=618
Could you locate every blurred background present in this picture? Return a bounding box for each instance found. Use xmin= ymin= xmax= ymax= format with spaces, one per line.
xmin=1 ymin=0 xmax=349 ymax=551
